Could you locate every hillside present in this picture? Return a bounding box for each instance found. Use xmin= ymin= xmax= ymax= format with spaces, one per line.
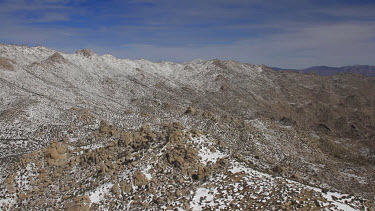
xmin=0 ymin=44 xmax=374 ymax=210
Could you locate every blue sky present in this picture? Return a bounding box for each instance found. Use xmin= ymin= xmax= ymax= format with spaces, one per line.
xmin=0 ymin=0 xmax=374 ymax=68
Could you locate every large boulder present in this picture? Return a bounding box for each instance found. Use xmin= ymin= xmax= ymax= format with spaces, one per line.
xmin=134 ymin=172 xmax=148 ymax=187
xmin=66 ymin=195 xmax=91 ymax=211
xmin=111 ymin=183 xmax=121 ymax=198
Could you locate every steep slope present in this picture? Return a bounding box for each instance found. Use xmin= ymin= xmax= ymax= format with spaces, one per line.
xmin=0 ymin=44 xmax=374 ymax=210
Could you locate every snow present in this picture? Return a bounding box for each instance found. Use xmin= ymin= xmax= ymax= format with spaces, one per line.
xmin=190 ymin=135 xmax=226 ymax=165
xmin=230 ymin=161 xmax=269 ymax=178
xmin=190 ymin=187 xmax=217 ymax=210
xmin=87 ymin=182 xmax=113 ymax=204
xmin=0 ymin=44 xmax=370 ymax=211
xmin=0 ymin=198 xmax=15 ymax=208
xmin=229 ymin=160 xmax=363 ymax=211
xmin=141 ymin=165 xmax=152 ymax=180
xmin=81 ymin=143 xmax=104 ymax=150
xmin=321 ymin=191 xmax=359 ymax=211
xmin=198 ymin=145 xmax=226 ymax=165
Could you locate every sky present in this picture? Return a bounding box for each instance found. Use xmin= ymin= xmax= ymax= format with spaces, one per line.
xmin=0 ymin=0 xmax=375 ymax=68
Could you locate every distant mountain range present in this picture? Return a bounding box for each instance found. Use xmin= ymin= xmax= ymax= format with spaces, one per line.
xmin=272 ymin=65 xmax=375 ymax=76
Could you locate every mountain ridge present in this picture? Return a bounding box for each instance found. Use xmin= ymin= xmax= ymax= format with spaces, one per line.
xmin=272 ymin=65 xmax=375 ymax=76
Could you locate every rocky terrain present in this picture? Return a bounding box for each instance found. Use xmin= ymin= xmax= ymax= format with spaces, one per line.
xmin=0 ymin=43 xmax=374 ymax=210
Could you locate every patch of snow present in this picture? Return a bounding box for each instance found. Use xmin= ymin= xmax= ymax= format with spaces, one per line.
xmin=0 ymin=197 xmax=16 ymax=208
xmin=141 ymin=165 xmax=152 ymax=180
xmin=87 ymin=182 xmax=113 ymax=204
xmin=190 ymin=135 xmax=226 ymax=165
xmin=190 ymin=187 xmax=216 ymax=210
xmin=322 ymin=191 xmax=358 ymax=211
xmin=198 ymin=145 xmax=225 ymax=165
xmin=81 ymin=143 xmax=104 ymax=150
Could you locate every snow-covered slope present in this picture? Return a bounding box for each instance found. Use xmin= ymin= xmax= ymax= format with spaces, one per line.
xmin=0 ymin=44 xmax=374 ymax=210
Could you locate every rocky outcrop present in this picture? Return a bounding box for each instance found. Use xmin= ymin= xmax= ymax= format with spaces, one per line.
xmin=163 ymin=128 xmax=212 ymax=180
xmin=75 ymin=49 xmax=95 ymax=58
xmin=46 ymin=141 xmax=68 ymax=166
xmin=0 ymin=57 xmax=14 ymax=71
xmin=45 ymin=52 xmax=68 ymax=64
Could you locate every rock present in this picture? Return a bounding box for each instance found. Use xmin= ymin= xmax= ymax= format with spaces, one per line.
xmin=140 ymin=125 xmax=156 ymax=140
xmin=120 ymin=180 xmax=132 ymax=193
xmin=272 ymin=165 xmax=285 ymax=174
xmin=190 ymin=128 xmax=201 ymax=137
xmin=133 ymin=132 xmax=148 ymax=146
xmin=291 ymin=173 xmax=300 ymax=179
xmin=100 ymin=164 xmax=108 ymax=174
xmin=57 ymin=144 xmax=68 ymax=154
xmin=48 ymin=147 xmax=60 ymax=159
xmin=197 ymin=165 xmax=211 ymax=180
xmin=66 ymin=195 xmax=91 ymax=211
xmin=134 ymin=172 xmax=148 ymax=186
xmin=119 ymin=132 xmax=133 ymax=146
xmin=202 ymin=111 xmax=215 ymax=120
xmin=215 ymin=158 xmax=229 ymax=168
xmin=0 ymin=57 xmax=15 ymax=71
xmin=18 ymin=193 xmax=27 ymax=200
xmin=197 ymin=165 xmax=205 ymax=180
xmin=99 ymin=120 xmax=109 ymax=134
xmin=75 ymin=49 xmax=95 ymax=58
xmin=314 ymin=200 xmax=321 ymax=207
xmin=47 ymin=52 xmax=67 ymax=63
xmin=46 ymin=141 xmax=68 ymax=166
xmin=168 ymin=130 xmax=184 ymax=144
xmin=279 ymin=117 xmax=297 ymax=126
xmin=111 ymin=183 xmax=121 ymax=198
xmin=185 ymin=106 xmax=196 ymax=114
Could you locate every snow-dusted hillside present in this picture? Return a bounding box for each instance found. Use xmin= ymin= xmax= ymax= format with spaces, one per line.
xmin=0 ymin=44 xmax=374 ymax=210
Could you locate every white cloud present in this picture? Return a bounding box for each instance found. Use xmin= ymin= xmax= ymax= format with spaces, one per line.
xmin=94 ymin=22 xmax=375 ymax=68
xmin=0 ymin=0 xmax=374 ymax=68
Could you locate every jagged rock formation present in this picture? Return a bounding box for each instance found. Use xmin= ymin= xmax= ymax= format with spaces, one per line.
xmin=75 ymin=49 xmax=96 ymax=58
xmin=0 ymin=43 xmax=374 ymax=210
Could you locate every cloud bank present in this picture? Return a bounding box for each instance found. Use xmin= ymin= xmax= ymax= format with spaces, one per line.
xmin=0 ymin=0 xmax=374 ymax=68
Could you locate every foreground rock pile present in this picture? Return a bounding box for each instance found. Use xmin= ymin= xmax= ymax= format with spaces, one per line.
xmin=0 ymin=120 xmax=371 ymax=210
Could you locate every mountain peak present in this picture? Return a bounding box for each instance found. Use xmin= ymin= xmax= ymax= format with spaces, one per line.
xmin=45 ymin=52 xmax=67 ymax=63
xmin=75 ymin=48 xmax=96 ymax=58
